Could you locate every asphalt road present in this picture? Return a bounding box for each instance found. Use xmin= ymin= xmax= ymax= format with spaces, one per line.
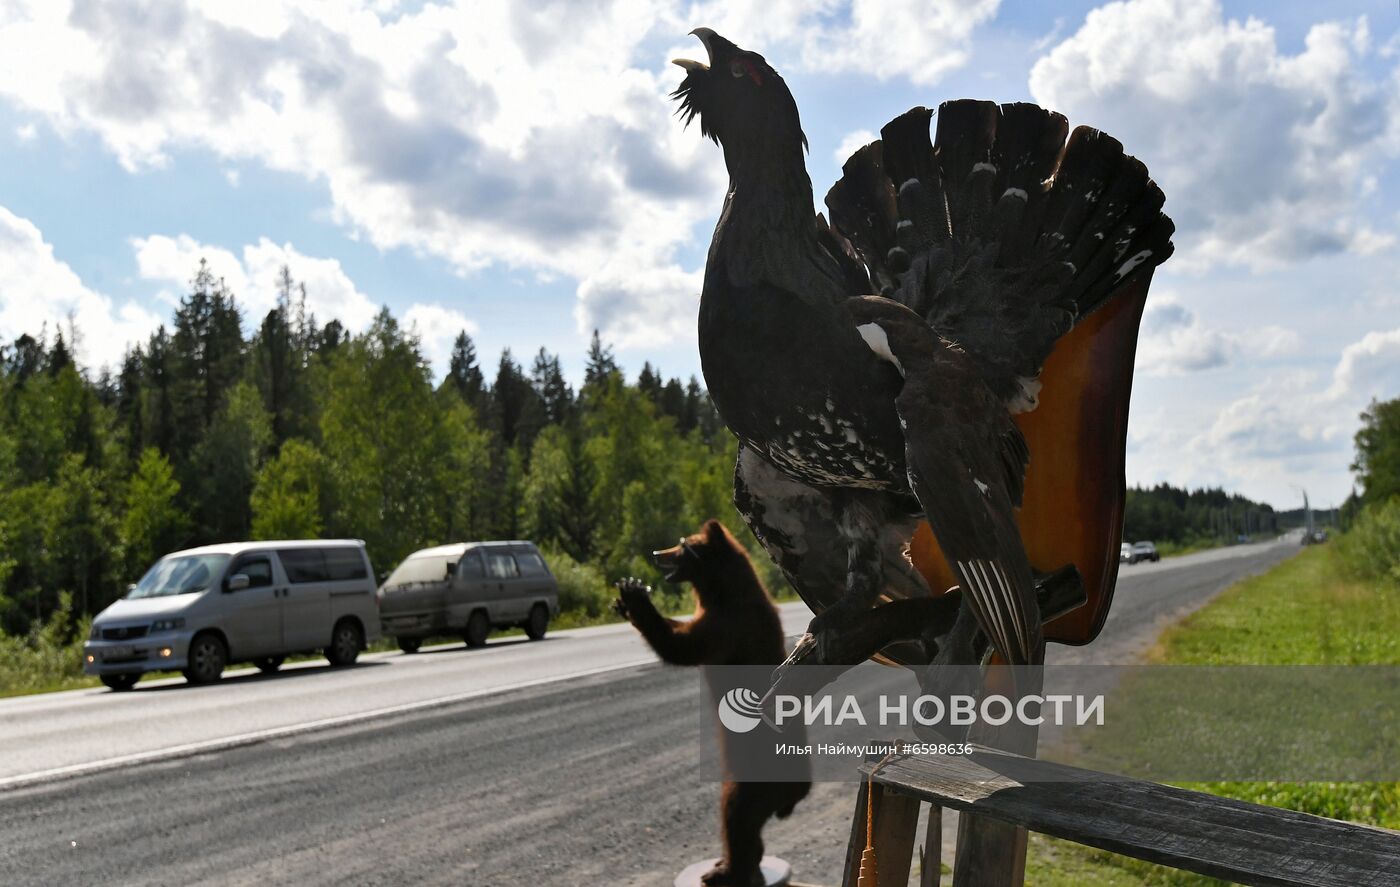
xmin=0 ymin=538 xmax=1299 ymax=886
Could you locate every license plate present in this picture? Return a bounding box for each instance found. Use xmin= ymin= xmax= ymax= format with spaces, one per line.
xmin=103 ymin=645 xmax=134 ymax=659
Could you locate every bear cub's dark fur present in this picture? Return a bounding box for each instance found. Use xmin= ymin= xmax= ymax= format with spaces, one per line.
xmin=614 ymin=519 xmax=810 ymax=887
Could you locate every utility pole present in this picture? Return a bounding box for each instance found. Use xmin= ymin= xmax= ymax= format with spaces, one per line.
xmin=1290 ymin=485 xmax=1315 ymax=540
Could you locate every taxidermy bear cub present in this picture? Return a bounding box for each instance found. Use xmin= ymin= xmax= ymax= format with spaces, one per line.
xmin=614 ymin=519 xmax=809 ymax=887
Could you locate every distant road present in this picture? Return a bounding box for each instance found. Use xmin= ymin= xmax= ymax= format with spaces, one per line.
xmin=0 ymin=538 xmax=1298 ymax=886
xmin=0 ymin=604 xmax=815 ymax=786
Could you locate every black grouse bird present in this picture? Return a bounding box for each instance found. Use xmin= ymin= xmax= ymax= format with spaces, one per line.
xmin=673 ymin=29 xmax=1174 ymax=681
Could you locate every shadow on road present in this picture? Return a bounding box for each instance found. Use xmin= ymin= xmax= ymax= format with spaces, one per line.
xmin=407 ymin=636 xmax=560 ymax=657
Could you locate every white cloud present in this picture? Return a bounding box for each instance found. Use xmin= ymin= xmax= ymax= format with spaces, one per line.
xmin=1030 ymin=0 xmax=1400 ymax=271
xmin=403 ymin=302 xmax=478 ymax=375
xmin=131 ymin=234 xmax=379 ymax=331
xmin=1154 ymin=325 xmax=1400 ymax=503
xmin=1030 ymin=16 xmax=1067 ymax=54
xmin=1328 ymin=327 xmax=1400 ymax=401
xmin=691 ymin=0 xmax=1001 ymax=86
xmin=0 ymin=205 xmax=162 ymax=371
xmin=1137 ymin=298 xmax=1235 ymax=374
xmin=0 ymin=0 xmax=725 ymax=351
xmin=801 ymin=0 xmax=1001 ymax=86
xmin=575 ymin=260 xmax=699 ymax=350
xmin=834 ymin=129 xmax=877 ymax=166
xmin=0 ymin=1 xmax=1001 ymax=351
xmin=1136 ymin=295 xmax=1300 ymax=376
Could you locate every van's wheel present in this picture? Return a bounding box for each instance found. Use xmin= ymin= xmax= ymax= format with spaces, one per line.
xmin=101 ymin=673 xmax=139 ymax=692
xmin=464 ymin=611 xmax=490 ymax=648
xmin=525 ymin=605 xmax=549 ymax=641
xmin=397 ymin=637 xmax=421 ymax=654
xmin=254 ymin=656 xmax=284 ymax=674
xmin=326 ymin=620 xmax=363 ymax=666
xmin=183 ymin=634 xmax=227 ymax=685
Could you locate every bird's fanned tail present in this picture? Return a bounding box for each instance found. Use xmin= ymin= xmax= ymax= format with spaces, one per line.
xmin=822 ymin=100 xmax=1175 ymax=411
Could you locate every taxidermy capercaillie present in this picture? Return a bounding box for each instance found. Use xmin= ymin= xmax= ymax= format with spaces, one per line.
xmin=671 ymin=29 xmax=1174 ymax=687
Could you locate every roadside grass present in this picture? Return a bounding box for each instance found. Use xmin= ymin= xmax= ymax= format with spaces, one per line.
xmin=1152 ymin=539 xmax=1220 ymax=558
xmin=1140 ymin=544 xmax=1399 ymax=666
xmin=1 ymin=540 xmax=803 ymax=699
xmin=0 ymin=595 xmax=98 ymax=697
xmin=0 ymin=573 xmax=734 ymax=697
xmin=1026 ymin=545 xmax=1400 ymax=885
xmin=1150 ymin=535 xmax=1288 ymax=560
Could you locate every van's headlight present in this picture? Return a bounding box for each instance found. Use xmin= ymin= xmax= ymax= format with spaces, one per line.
xmin=151 ymin=618 xmax=185 ymax=632
xmin=88 ymin=624 xmax=99 ymax=640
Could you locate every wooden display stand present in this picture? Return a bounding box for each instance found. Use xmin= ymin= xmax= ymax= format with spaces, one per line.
xmin=838 ymin=745 xmax=1400 ymax=886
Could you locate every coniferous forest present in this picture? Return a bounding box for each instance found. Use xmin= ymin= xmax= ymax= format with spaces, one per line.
xmin=0 ymin=260 xmax=1297 ymax=646
xmin=1123 ymin=483 xmax=1278 ymax=549
xmin=0 ymin=262 xmax=752 ymax=640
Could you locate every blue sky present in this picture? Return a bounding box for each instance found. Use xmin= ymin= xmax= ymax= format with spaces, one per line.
xmin=1 ymin=0 xmax=1398 ymax=508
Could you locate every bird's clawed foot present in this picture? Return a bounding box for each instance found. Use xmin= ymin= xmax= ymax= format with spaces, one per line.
xmin=765 ymin=629 xmax=822 ymax=707
xmin=764 ymin=603 xmax=854 ymax=705
xmin=765 ymin=597 xmax=961 ymax=705
xmin=765 ymin=564 xmax=1089 ymax=705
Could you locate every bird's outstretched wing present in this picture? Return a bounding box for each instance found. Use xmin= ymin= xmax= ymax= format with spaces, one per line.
xmin=896 ymin=361 xmax=1042 ymax=666
xmin=843 ymin=295 xmax=1044 ymax=666
xmin=824 ymin=100 xmax=1174 ymax=411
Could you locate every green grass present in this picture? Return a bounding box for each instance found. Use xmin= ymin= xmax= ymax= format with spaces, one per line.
xmin=1151 ymin=533 xmax=1283 ymax=559
xmin=0 ymin=576 xmax=740 ymax=697
xmin=0 ymin=594 xmax=97 ymax=696
xmin=1025 ymin=545 xmax=1400 ymax=885
xmin=1141 ymin=544 xmax=1399 ymax=666
xmin=1154 ymin=538 xmax=1224 ymax=558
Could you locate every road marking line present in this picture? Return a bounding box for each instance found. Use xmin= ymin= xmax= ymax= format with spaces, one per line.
xmin=0 ymin=657 xmax=657 ymax=792
xmin=0 ymin=549 xmax=1279 ymax=791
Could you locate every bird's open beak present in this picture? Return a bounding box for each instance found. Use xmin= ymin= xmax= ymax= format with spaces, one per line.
xmin=671 ymin=27 xmax=716 ymax=72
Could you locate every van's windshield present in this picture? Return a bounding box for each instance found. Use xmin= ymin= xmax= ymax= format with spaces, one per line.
xmin=384 ymin=554 xmax=457 ymax=588
xmin=127 ymin=554 xmax=231 ymax=599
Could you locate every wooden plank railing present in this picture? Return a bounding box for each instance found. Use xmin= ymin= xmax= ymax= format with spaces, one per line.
xmin=841 ymin=746 xmax=1400 ymax=887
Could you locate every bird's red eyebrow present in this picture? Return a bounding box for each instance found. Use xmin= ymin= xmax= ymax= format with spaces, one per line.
xmin=741 ymin=58 xmax=764 ymax=86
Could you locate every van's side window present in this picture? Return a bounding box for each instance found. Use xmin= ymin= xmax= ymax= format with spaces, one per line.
xmin=458 ymin=551 xmax=484 ymax=578
xmin=516 ymin=552 xmax=547 ymax=577
xmin=323 ymin=547 xmax=368 ymax=581
xmin=232 ymin=556 xmax=273 ymax=589
xmin=487 ymin=554 xmax=519 ymax=579
xmin=279 ymin=549 xmax=329 ymax=584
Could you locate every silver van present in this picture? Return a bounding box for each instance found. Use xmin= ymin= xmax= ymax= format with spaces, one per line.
xmin=83 ymin=539 xmax=381 ymax=691
xmin=378 ymin=541 xmax=559 ymax=653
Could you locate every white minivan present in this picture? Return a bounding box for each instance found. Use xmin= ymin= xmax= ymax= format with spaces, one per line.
xmin=83 ymin=539 xmax=381 ymax=691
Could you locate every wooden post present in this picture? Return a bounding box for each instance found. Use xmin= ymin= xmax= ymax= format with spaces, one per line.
xmin=842 ymin=780 xmax=922 ymax=887
xmin=951 ymin=816 xmax=1027 ymax=887
xmin=920 ymin=804 xmax=943 ymax=887
xmin=951 ymin=662 xmax=1043 ymax=886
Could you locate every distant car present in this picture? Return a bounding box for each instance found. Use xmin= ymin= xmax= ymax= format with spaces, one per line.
xmin=1127 ymin=541 xmax=1160 ymax=564
xmin=1120 ymin=542 xmax=1133 ymax=563
xmin=377 ymin=541 xmax=560 ymax=653
xmin=83 ymin=539 xmax=381 ymax=691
